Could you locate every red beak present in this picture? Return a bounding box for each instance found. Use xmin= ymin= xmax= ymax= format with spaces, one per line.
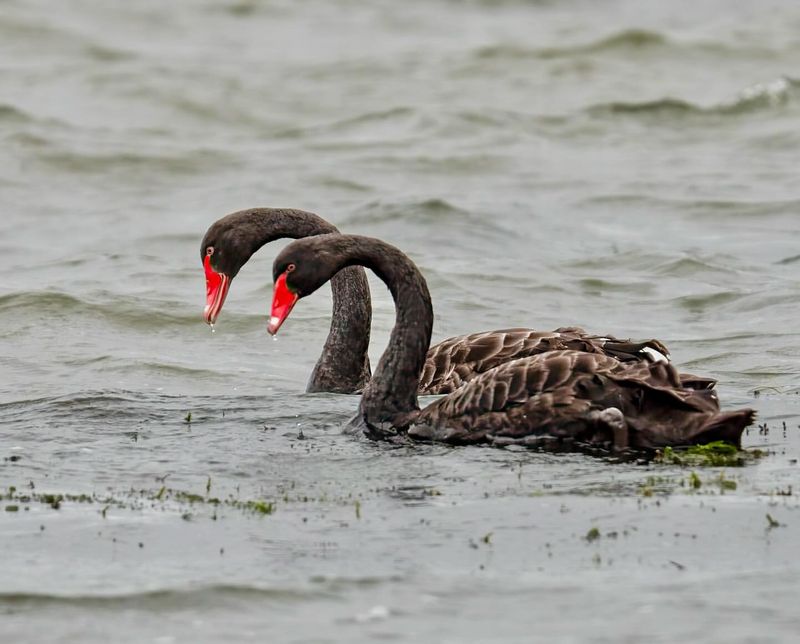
xmin=267 ymin=271 xmax=299 ymax=335
xmin=204 ymin=254 xmax=230 ymax=325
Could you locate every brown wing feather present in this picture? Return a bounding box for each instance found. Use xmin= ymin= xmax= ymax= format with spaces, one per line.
xmin=409 ymin=350 xmax=752 ymax=454
xmin=418 ymin=327 xmax=679 ymax=395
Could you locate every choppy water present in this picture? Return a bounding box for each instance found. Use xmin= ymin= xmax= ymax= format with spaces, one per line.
xmin=2 ymin=1 xmax=800 ymax=642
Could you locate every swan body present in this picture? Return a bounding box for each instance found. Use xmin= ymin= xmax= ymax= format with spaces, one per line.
xmin=268 ymin=234 xmax=754 ymax=455
xmin=411 ymin=351 xmax=747 ymax=453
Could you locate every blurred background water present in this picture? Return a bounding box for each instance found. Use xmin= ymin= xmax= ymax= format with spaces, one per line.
xmin=1 ymin=1 xmax=799 ymax=642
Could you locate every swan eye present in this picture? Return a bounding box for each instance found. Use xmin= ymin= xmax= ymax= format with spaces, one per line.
xmin=286 ymin=263 xmax=296 ymax=273
xmin=206 ymin=246 xmax=214 ymax=256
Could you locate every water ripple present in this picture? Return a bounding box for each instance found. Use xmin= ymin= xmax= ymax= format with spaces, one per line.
xmin=0 ymin=583 xmax=337 ymax=608
xmin=472 ymin=28 xmax=793 ymax=64
xmin=587 ymin=77 xmax=800 ymax=120
xmin=476 ymin=29 xmax=669 ymax=60
xmin=0 ymin=290 xmax=199 ymax=330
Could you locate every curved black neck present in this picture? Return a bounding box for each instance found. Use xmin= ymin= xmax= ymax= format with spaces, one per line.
xmin=227 ymin=208 xmax=339 ymax=256
xmin=294 ymin=235 xmax=434 ymax=429
xmin=217 ymin=209 xmax=372 ymax=393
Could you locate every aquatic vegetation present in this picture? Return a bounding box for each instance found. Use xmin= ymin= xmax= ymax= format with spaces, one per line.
xmin=636 ymin=468 xmax=741 ymax=497
xmin=240 ymin=500 xmax=275 ymax=515
xmin=638 ymin=474 xmax=675 ymax=497
xmin=41 ymin=493 xmax=64 ymax=509
xmin=654 ymin=441 xmax=765 ymax=467
xmin=716 ymin=472 xmax=737 ymax=491
xmin=0 ymin=485 xmax=277 ymax=518
xmin=173 ymin=491 xmax=205 ymax=504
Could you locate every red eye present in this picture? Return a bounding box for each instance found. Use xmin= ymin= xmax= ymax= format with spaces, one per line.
xmin=286 ymin=263 xmax=296 ymax=272
xmin=206 ymin=246 xmax=214 ymax=256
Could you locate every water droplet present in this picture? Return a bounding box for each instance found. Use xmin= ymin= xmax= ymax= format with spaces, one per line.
xmin=210 ymin=323 xmax=215 ymax=334
xmin=272 ymin=335 xmax=277 ymax=342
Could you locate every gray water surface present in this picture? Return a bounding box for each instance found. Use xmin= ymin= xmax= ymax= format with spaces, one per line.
xmin=2 ymin=1 xmax=800 ymax=642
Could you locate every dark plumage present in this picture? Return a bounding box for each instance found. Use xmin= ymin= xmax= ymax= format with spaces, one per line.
xmin=412 ymin=351 xmax=749 ymax=452
xmin=269 ymin=234 xmax=754 ymax=455
xmin=200 ymin=208 xmax=372 ymax=393
xmin=202 ymin=209 xmax=706 ymax=398
xmin=419 ymin=326 xmax=714 ymax=395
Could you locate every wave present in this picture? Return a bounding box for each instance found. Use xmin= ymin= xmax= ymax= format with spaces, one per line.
xmin=682 ymin=198 xmax=800 ymax=219
xmin=472 ymin=28 xmax=789 ymax=63
xmin=652 ymin=257 xmax=737 ymax=277
xmin=78 ymin=358 xmax=225 ymax=379
xmin=670 ymin=331 xmax=800 ymax=347
xmin=0 ymin=290 xmax=200 ymax=329
xmin=581 ymin=193 xmax=800 ymax=219
xmin=0 ymin=103 xmax=34 ymax=124
xmin=476 ymin=29 xmax=668 ymax=61
xmin=275 ymin=106 xmax=415 ymax=140
xmin=341 ymin=198 xmax=509 ymax=235
xmin=0 ymin=574 xmax=402 ymax=607
xmin=272 ymin=106 xmax=525 ymax=147
xmin=0 ymin=390 xmax=289 ymax=429
xmin=575 ymin=278 xmax=654 ymax=296
xmin=397 ymin=151 xmax=512 ymax=176
xmin=673 ymin=291 xmax=744 ymax=313
xmin=588 ymin=77 xmax=800 ymax=120
xmin=0 ymin=13 xmax=134 ymax=64
xmin=83 ymin=44 xmax=134 ymax=62
xmin=0 ymin=586 xmax=317 ymax=608
xmin=315 ymin=176 xmax=373 ymax=193
xmin=343 ymin=197 xmax=466 ymax=223
xmin=776 ymin=253 xmax=800 ymax=265
xmin=0 ymin=106 xmax=73 ymax=133
xmin=564 ymin=249 xmax=666 ymax=273
xmin=0 ymin=390 xmax=333 ymax=418
xmin=0 ymin=389 xmax=183 ymax=417
xmin=565 ymin=252 xmax=740 ymax=283
xmin=35 ymin=147 xmax=234 ymax=177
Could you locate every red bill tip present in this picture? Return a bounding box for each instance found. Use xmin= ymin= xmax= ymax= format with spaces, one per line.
xmin=204 ymin=254 xmax=230 ymax=325
xmin=267 ymin=271 xmax=299 ymax=335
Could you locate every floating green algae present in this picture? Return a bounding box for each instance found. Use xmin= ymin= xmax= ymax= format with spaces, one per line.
xmin=237 ymin=500 xmax=275 ymax=515
xmin=585 ymin=527 xmax=601 ymax=542
xmin=0 ymin=484 xmax=277 ymax=518
xmin=654 ymin=441 xmax=765 ymax=467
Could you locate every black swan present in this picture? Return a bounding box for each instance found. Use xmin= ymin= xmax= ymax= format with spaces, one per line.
xmin=202 ymin=208 xmax=371 ymax=393
xmin=202 ymin=209 xmax=709 ymax=396
xmin=267 ymin=233 xmax=754 ymax=453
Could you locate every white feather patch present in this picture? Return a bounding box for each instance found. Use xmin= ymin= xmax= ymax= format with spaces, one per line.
xmin=641 ymin=346 xmax=669 ymax=363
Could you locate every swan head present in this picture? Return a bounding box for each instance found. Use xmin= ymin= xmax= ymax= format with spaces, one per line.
xmin=200 ymin=214 xmax=260 ymax=325
xmin=268 ymin=234 xmax=348 ymax=334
